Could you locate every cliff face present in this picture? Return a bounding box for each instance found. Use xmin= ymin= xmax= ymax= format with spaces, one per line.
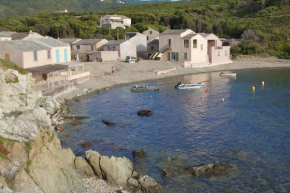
xmin=0 ymin=66 xmax=161 ymax=193
xmin=0 ymin=67 xmax=61 ymax=142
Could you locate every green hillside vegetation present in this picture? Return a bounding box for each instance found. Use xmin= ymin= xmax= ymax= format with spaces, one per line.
xmin=0 ymin=0 xmax=124 ymax=17
xmin=0 ymin=0 xmax=289 ymax=58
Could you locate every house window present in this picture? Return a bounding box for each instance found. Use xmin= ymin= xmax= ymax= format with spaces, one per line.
xmin=91 ymin=45 xmax=93 ymax=51
xmin=150 ymin=31 xmax=152 ymax=34
xmin=225 ymin=50 xmax=228 ymax=56
xmin=113 ymin=46 xmax=115 ymax=51
xmin=33 ymin=51 xmax=38 ymax=61
xmin=47 ymin=50 xmax=51 ymax=59
xmin=168 ymin=39 xmax=171 ymax=48
xmin=184 ymin=40 xmax=189 ymax=48
xmin=76 ymin=45 xmax=80 ymax=49
xmin=184 ymin=52 xmax=187 ymax=60
xmin=108 ymin=47 xmax=110 ymax=51
xmin=150 ymin=46 xmax=154 ymax=50
xmin=167 ymin=52 xmax=170 ymax=61
xmin=147 ymin=37 xmax=149 ymax=40
xmin=218 ymin=51 xmax=220 ymax=56
xmin=201 ymin=44 xmax=203 ymax=50
xmin=193 ymin=39 xmax=197 ymax=48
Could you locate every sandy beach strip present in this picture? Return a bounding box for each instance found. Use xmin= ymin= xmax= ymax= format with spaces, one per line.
xmin=58 ymin=57 xmax=290 ymax=100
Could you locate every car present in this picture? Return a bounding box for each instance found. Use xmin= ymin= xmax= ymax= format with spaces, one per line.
xmin=125 ymin=56 xmax=137 ymax=63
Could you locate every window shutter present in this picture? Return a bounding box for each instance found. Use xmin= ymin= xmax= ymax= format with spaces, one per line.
xmin=167 ymin=52 xmax=170 ymax=61
xmin=176 ymin=52 xmax=178 ymax=61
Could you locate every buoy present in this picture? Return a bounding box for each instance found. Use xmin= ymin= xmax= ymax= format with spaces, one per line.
xmin=262 ymin=81 xmax=265 ymax=85
xmin=222 ymin=98 xmax=225 ymax=102
xmin=252 ymin=86 xmax=255 ymax=91
xmin=205 ymin=88 xmax=209 ymax=93
xmin=149 ymin=95 xmax=152 ymax=98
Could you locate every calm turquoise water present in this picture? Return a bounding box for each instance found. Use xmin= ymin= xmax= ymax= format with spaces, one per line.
xmin=59 ymin=68 xmax=290 ymax=192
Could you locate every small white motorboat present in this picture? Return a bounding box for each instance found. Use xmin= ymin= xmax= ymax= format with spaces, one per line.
xmin=131 ymin=85 xmax=159 ymax=92
xmin=175 ymin=82 xmax=203 ymax=89
xmin=220 ymin=72 xmax=237 ymax=77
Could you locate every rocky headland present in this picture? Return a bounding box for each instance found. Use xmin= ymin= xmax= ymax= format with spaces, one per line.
xmin=0 ymin=65 xmax=161 ymax=192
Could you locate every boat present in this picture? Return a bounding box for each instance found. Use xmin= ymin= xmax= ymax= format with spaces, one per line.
xmin=175 ymin=82 xmax=203 ymax=89
xmin=220 ymin=72 xmax=237 ymax=77
xmin=131 ymin=85 xmax=159 ymax=92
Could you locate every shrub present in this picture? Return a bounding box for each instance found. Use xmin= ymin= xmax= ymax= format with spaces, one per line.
xmin=272 ymin=42 xmax=290 ymax=59
xmin=0 ymin=59 xmax=28 ymax=75
xmin=230 ymin=44 xmax=241 ymax=58
xmin=239 ymin=40 xmax=265 ymax=55
xmin=154 ymin=57 xmax=161 ymax=60
xmin=5 ymin=76 xmax=19 ymax=84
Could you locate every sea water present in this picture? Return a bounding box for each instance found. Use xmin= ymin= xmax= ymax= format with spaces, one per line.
xmin=59 ymin=68 xmax=290 ymax=192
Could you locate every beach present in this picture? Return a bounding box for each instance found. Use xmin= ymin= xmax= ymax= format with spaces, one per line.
xmin=59 ymin=57 xmax=290 ymax=100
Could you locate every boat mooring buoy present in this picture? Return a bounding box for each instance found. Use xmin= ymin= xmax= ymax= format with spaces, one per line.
xmin=262 ymin=81 xmax=265 ymax=89
xmin=252 ymin=86 xmax=255 ymax=91
xmin=222 ymin=98 xmax=225 ymax=102
xmin=149 ymin=95 xmax=152 ymax=98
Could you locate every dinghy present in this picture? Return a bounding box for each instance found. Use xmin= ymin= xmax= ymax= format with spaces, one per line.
xmin=220 ymin=72 xmax=237 ymax=77
xmin=175 ymin=82 xmax=203 ymax=89
xmin=131 ymin=85 xmax=159 ymax=92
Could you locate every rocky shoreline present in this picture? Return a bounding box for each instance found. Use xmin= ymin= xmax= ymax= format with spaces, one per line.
xmin=0 ymin=65 xmax=161 ymax=193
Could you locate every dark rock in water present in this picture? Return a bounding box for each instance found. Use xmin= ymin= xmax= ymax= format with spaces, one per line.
xmin=185 ymin=162 xmax=235 ymax=178
xmin=132 ymin=149 xmax=145 ymax=160
xmin=102 ymin=119 xmax=116 ymax=126
xmin=137 ymin=109 xmax=152 ymax=116
xmin=162 ymin=168 xmax=187 ymax=177
xmin=62 ymin=115 xmax=89 ymax=126
xmin=82 ymin=142 xmax=92 ymax=148
xmin=76 ymin=151 xmax=85 ymax=156
xmin=55 ymin=125 xmax=64 ymax=131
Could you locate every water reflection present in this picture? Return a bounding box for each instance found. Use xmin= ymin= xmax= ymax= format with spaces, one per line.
xmin=59 ymin=68 xmax=290 ymax=192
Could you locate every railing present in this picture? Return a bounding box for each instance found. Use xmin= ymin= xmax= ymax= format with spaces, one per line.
xmin=66 ymin=71 xmax=90 ymax=81
xmin=42 ymin=82 xmax=77 ymax=97
xmin=159 ymin=44 xmax=170 ymax=53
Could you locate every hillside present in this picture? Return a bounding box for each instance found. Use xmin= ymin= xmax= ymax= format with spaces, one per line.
xmin=0 ymin=0 xmax=289 ymax=55
xmin=0 ymin=0 xmax=124 ymax=17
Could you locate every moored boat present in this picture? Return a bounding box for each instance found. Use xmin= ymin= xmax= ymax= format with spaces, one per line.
xmin=131 ymin=85 xmax=160 ymax=92
xmin=220 ymin=72 xmax=237 ymax=77
xmin=175 ymin=82 xmax=203 ymax=89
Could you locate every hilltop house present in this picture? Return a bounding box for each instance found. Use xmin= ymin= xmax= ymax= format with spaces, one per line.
xmin=100 ymin=15 xmax=131 ymax=29
xmin=125 ymin=32 xmax=147 ymax=58
xmin=158 ymin=29 xmax=232 ymax=68
xmin=103 ymin=40 xmax=136 ymax=60
xmin=142 ymin=27 xmax=159 ymax=43
xmin=71 ymin=39 xmax=109 ymax=62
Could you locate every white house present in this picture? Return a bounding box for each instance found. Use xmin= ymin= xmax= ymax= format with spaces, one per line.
xmin=100 ymin=15 xmax=131 ymax=29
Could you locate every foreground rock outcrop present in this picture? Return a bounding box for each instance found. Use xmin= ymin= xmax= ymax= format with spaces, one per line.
xmin=0 ymin=66 xmax=161 ymax=193
xmin=86 ymin=150 xmax=162 ymax=192
xmin=0 ymin=67 xmax=62 ymax=142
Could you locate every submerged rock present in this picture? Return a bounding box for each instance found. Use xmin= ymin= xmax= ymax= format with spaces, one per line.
xmin=82 ymin=142 xmax=92 ymax=148
xmin=102 ymin=119 xmax=116 ymax=126
xmin=137 ymin=109 xmax=152 ymax=116
xmin=132 ymin=149 xmax=146 ymax=160
xmin=55 ymin=125 xmax=64 ymax=131
xmin=185 ymin=162 xmax=236 ymax=178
